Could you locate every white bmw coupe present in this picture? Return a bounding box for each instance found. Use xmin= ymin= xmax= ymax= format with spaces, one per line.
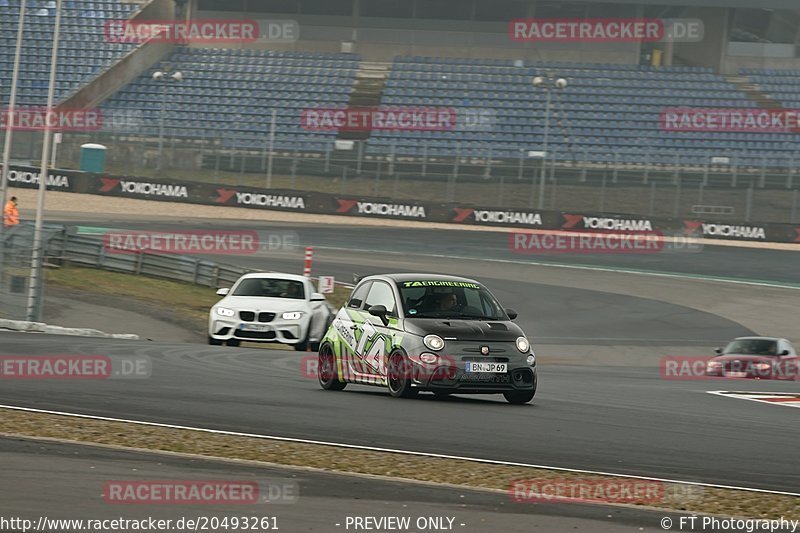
xmin=209 ymin=272 xmax=334 ymax=350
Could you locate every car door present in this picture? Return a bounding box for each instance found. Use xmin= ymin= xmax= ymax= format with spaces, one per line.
xmin=331 ymin=281 xmax=371 ymax=382
xmin=352 ymin=281 xmax=400 ymax=383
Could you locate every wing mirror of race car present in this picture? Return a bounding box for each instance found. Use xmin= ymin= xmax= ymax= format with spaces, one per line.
xmin=368 ymin=304 xmax=390 ymax=326
xmin=780 ymin=349 xmax=790 ymax=356
xmin=216 ymin=288 xmax=230 ymax=296
xmin=714 ymin=347 xmax=722 ymax=354
xmin=311 ymin=292 xmax=326 ymax=302
xmin=505 ymin=308 xmax=518 ymax=321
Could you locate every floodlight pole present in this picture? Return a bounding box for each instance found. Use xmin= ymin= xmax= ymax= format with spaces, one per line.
xmin=26 ymin=0 xmax=63 ymax=321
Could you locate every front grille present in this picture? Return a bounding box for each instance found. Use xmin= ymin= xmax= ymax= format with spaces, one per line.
xmin=463 ymin=346 xmax=507 ymax=354
xmin=258 ymin=312 xmax=276 ymax=323
xmin=240 ymin=311 xmax=255 ymax=322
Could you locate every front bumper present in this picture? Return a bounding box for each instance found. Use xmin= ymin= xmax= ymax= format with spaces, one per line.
xmin=413 ymin=361 xmax=537 ymax=393
xmin=209 ymin=317 xmax=308 ymax=344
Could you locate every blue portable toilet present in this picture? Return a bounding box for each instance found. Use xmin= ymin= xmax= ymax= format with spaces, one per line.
xmin=79 ymin=143 xmax=107 ymax=173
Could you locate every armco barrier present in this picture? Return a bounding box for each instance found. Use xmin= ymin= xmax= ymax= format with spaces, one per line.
xmin=6 ymin=165 xmax=800 ymax=244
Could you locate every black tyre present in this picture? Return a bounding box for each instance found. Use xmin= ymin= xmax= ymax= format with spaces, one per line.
xmin=387 ymin=351 xmax=418 ymax=398
xmin=208 ymin=336 xmax=223 ymax=346
xmin=503 ymin=389 xmax=535 ymax=404
xmin=225 ymin=338 xmax=241 ymax=347
xmin=293 ymin=321 xmax=312 ymax=351
xmin=318 ymin=344 xmax=346 ymax=391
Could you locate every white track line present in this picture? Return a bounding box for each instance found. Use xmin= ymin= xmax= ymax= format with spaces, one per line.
xmin=316 ymin=245 xmax=800 ymax=291
xmin=1 ymin=404 xmax=798 ymax=498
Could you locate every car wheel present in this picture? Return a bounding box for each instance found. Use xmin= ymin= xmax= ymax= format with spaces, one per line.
xmin=293 ymin=320 xmax=312 ymax=351
xmin=387 ymin=351 xmax=418 ymax=399
xmin=503 ymin=389 xmax=535 ymax=405
xmin=225 ymin=338 xmax=241 ymax=347
xmin=318 ymin=343 xmax=346 ymax=391
xmin=208 ymin=336 xmax=223 ymax=346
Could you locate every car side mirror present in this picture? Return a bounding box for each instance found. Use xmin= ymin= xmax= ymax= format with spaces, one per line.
xmin=505 ymin=308 xmax=518 ymax=320
xmin=368 ymin=304 xmax=389 ymax=326
xmin=311 ymin=292 xmax=326 ymax=302
xmin=714 ymin=347 xmax=722 ymax=354
xmin=216 ymin=288 xmax=230 ymax=296
xmin=780 ymin=349 xmax=790 ymax=356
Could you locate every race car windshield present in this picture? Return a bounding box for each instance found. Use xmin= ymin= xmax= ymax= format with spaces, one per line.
xmin=723 ymin=339 xmax=779 ymax=356
xmin=399 ymin=281 xmax=506 ymax=320
xmin=232 ymin=278 xmax=306 ymax=299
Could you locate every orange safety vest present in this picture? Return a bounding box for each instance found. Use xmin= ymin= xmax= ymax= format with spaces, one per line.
xmin=3 ymin=200 xmax=19 ymax=227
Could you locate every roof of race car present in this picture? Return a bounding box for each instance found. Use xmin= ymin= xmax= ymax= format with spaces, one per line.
xmin=364 ymin=273 xmax=483 ymax=285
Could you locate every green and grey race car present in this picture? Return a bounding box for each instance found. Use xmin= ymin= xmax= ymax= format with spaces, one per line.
xmin=317 ymin=273 xmax=537 ymax=404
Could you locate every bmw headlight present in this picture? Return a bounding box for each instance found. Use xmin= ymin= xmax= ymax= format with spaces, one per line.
xmin=282 ymin=311 xmax=303 ymax=320
xmin=516 ymin=336 xmax=530 ymax=353
xmin=423 ymin=334 xmax=445 ymax=351
xmin=216 ymin=307 xmax=235 ymax=317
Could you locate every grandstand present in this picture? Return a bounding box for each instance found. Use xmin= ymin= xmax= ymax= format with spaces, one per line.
xmin=0 ymin=0 xmax=799 ymax=221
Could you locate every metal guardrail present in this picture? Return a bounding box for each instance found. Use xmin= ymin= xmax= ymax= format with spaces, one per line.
xmin=48 ymin=228 xmax=255 ymax=288
xmin=1 ymin=224 xmax=256 ymax=321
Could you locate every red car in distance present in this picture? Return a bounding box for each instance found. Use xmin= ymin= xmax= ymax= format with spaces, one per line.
xmin=706 ymin=337 xmax=798 ymax=380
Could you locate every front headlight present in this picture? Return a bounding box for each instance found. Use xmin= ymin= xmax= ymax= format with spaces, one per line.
xmin=706 ymin=361 xmax=723 ymax=370
xmin=216 ymin=307 xmax=235 ymax=317
xmin=516 ymin=336 xmax=530 ymax=353
xmin=423 ymin=334 xmax=445 ymax=351
xmin=282 ymin=311 xmax=303 ymax=320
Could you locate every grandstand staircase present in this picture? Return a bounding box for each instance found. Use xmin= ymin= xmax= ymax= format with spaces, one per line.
xmin=338 ymin=61 xmax=390 ymax=141
xmin=725 ymin=75 xmax=784 ymax=109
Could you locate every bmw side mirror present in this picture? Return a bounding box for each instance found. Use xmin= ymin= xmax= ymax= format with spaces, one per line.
xmin=311 ymin=292 xmax=326 ymax=302
xmin=368 ymin=304 xmax=389 ymax=326
xmin=505 ymin=308 xmax=518 ymax=321
xmin=216 ymin=288 xmax=230 ymax=296
xmin=714 ymin=347 xmax=722 ymax=354
xmin=780 ymin=349 xmax=790 ymax=356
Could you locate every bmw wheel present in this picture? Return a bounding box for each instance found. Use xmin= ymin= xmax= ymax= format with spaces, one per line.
xmin=208 ymin=336 xmax=223 ymax=346
xmin=225 ymin=338 xmax=241 ymax=347
xmin=318 ymin=343 xmax=346 ymax=391
xmin=387 ymin=351 xmax=418 ymax=399
xmin=294 ymin=320 xmax=312 ymax=351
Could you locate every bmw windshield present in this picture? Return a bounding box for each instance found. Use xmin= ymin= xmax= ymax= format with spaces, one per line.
xmin=398 ymin=280 xmax=506 ymax=320
xmin=232 ymin=278 xmax=305 ymax=299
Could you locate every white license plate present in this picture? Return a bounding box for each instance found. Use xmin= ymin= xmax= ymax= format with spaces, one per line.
xmin=466 ymin=362 xmax=507 ymax=373
xmin=726 ymin=371 xmax=747 ymax=378
xmin=239 ymin=324 xmax=272 ymax=332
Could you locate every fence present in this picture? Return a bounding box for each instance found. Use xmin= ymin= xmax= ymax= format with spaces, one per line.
xmin=3 ymin=130 xmax=792 ymax=224
xmin=0 ymin=223 xmax=255 ymax=322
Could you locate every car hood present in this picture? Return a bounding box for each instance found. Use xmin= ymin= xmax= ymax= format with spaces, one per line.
xmin=219 ymin=296 xmax=308 ymax=311
xmin=712 ymin=354 xmax=779 ymax=363
xmin=403 ymin=318 xmax=523 ymax=341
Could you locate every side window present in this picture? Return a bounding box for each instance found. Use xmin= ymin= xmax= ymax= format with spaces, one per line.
xmin=347 ymin=282 xmax=371 ymax=309
xmin=363 ymin=281 xmax=397 ymax=316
